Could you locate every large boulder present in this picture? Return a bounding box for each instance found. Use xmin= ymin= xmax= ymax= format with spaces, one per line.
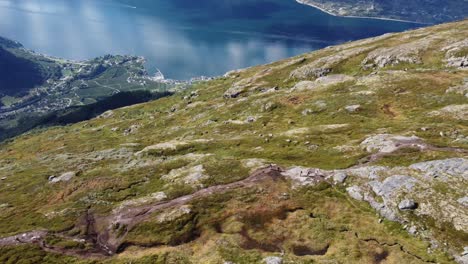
xmin=263 ymin=256 xmax=282 ymax=264
xmin=49 ymin=171 xmax=76 ymax=183
xmin=398 ymin=199 xmax=418 ymax=210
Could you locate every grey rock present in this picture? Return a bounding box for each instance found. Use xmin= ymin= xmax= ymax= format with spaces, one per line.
xmin=360 ymin=134 xmax=421 ymax=153
xmin=293 ymin=75 xmax=354 ymax=91
xmin=410 ymin=158 xmax=468 ymax=181
xmin=362 ymin=193 xmax=399 ymax=221
xmin=123 ymin=124 xmax=140 ymax=136
xmin=429 ymin=104 xmax=468 ymax=121
xmin=263 ymin=256 xmax=282 ymax=264
xmin=246 ymin=116 xmax=256 ymax=123
xmin=446 ymin=81 xmax=468 ymax=98
xmin=302 ymin=109 xmax=313 ymax=116
xmin=347 ymin=186 xmax=364 ymax=201
xmin=374 ymin=175 xmax=418 ymax=198
xmin=408 ymin=225 xmax=418 ymax=235
xmin=224 ymin=85 xmax=246 ymax=98
xmin=290 ymin=46 xmax=372 ymax=79
xmin=262 ymin=101 xmax=278 ymax=112
xmin=362 ymin=37 xmax=434 ymax=68
xmin=446 ymin=56 xmax=468 ymax=68
xmin=282 ymin=167 xmax=328 ymax=186
xmin=456 ymin=251 xmax=468 ymax=264
xmin=49 ymin=171 xmax=76 ymax=183
xmin=457 ymin=197 xmax=468 ymax=207
xmin=293 ymin=81 xmax=317 ymax=91
xmin=398 ymin=199 xmax=418 ymax=210
xmin=347 ymin=166 xmax=386 ymax=179
xmin=333 ymin=172 xmax=348 ymax=183
xmin=98 ymin=110 xmax=114 ymax=119
xmin=345 ymin=104 xmax=362 ymax=113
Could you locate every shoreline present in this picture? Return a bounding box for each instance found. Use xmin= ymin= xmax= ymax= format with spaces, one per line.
xmin=295 ymin=0 xmax=431 ymax=25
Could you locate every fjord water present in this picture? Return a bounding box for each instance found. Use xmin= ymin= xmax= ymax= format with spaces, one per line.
xmin=0 ymin=0 xmax=419 ymax=79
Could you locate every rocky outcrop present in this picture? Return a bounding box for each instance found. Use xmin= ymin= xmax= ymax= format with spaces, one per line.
xmin=49 ymin=171 xmax=76 ymax=183
xmin=362 ymin=37 xmax=435 ymax=68
xmin=344 ymin=104 xmax=362 ymax=113
xmin=292 ymin=74 xmax=355 ymax=91
xmin=446 ymin=80 xmax=468 ymax=98
xmin=281 ymin=167 xmax=329 ymax=186
xmin=429 ymin=104 xmax=468 ymax=121
xmin=263 ymin=256 xmax=283 ymax=264
xmin=409 ymin=158 xmax=468 ymax=181
xmin=360 ymin=134 xmax=422 ymax=153
xmin=285 ymin=158 xmax=468 ymax=251
xmin=442 ymin=39 xmax=468 ymax=68
xmin=162 ymin=164 xmax=208 ymax=187
xmin=290 ymin=47 xmax=373 ymax=79
xmin=398 ymin=199 xmax=418 ymax=210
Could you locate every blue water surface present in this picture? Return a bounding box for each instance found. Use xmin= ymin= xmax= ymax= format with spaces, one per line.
xmin=0 ymin=0 xmax=419 ymax=79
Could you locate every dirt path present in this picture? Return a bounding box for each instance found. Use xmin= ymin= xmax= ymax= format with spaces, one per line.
xmin=0 ymin=140 xmax=465 ymax=258
xmin=0 ymin=165 xmax=284 ymax=258
xmin=96 ymin=165 xmax=284 ymax=254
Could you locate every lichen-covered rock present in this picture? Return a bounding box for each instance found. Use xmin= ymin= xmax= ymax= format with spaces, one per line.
xmin=49 ymin=171 xmax=76 ymax=183
xmin=398 ymin=199 xmax=418 ymax=210
xmin=458 ymin=197 xmax=468 ymax=207
xmin=292 ymin=74 xmax=354 ymax=91
xmin=282 ymin=167 xmax=328 ymax=186
xmin=114 ymin=192 xmax=167 ymax=213
xmin=346 ymin=186 xmax=364 ymax=201
xmin=263 ymin=256 xmax=282 ymax=264
xmin=442 ymin=39 xmax=468 ymax=68
xmin=409 ymin=158 xmax=468 ymax=181
xmin=446 ymin=80 xmax=468 ymax=98
xmin=360 ymin=134 xmax=421 ymax=153
xmin=429 ymin=104 xmax=468 ymax=121
xmin=347 ymin=166 xmax=386 ymax=180
xmin=345 ymin=104 xmax=362 ymax=113
xmin=156 ymin=205 xmax=192 ymax=223
xmin=362 ymin=37 xmax=435 ymax=68
xmin=98 ymin=110 xmax=115 ymax=119
xmin=162 ymin=164 xmax=207 ymax=187
xmin=333 ymin=172 xmax=348 ymax=183
xmin=370 ymin=175 xmax=418 ymax=198
xmin=290 ymin=47 xmax=372 ymax=79
xmin=224 ymin=85 xmax=247 ymax=98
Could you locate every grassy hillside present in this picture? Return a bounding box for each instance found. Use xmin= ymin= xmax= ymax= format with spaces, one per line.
xmin=0 ymin=38 xmax=61 ymax=97
xmin=0 ymin=37 xmax=176 ymax=141
xmin=0 ymin=20 xmax=467 ymax=263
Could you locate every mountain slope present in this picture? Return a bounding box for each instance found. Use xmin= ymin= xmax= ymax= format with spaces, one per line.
xmin=0 ymin=20 xmax=467 ymax=263
xmin=0 ymin=37 xmax=175 ymax=141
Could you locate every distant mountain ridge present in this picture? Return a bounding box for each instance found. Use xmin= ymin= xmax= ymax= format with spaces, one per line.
xmin=297 ymin=0 xmax=468 ymax=23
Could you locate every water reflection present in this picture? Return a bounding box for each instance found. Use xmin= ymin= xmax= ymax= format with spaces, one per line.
xmin=0 ymin=0 xmax=419 ymax=79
